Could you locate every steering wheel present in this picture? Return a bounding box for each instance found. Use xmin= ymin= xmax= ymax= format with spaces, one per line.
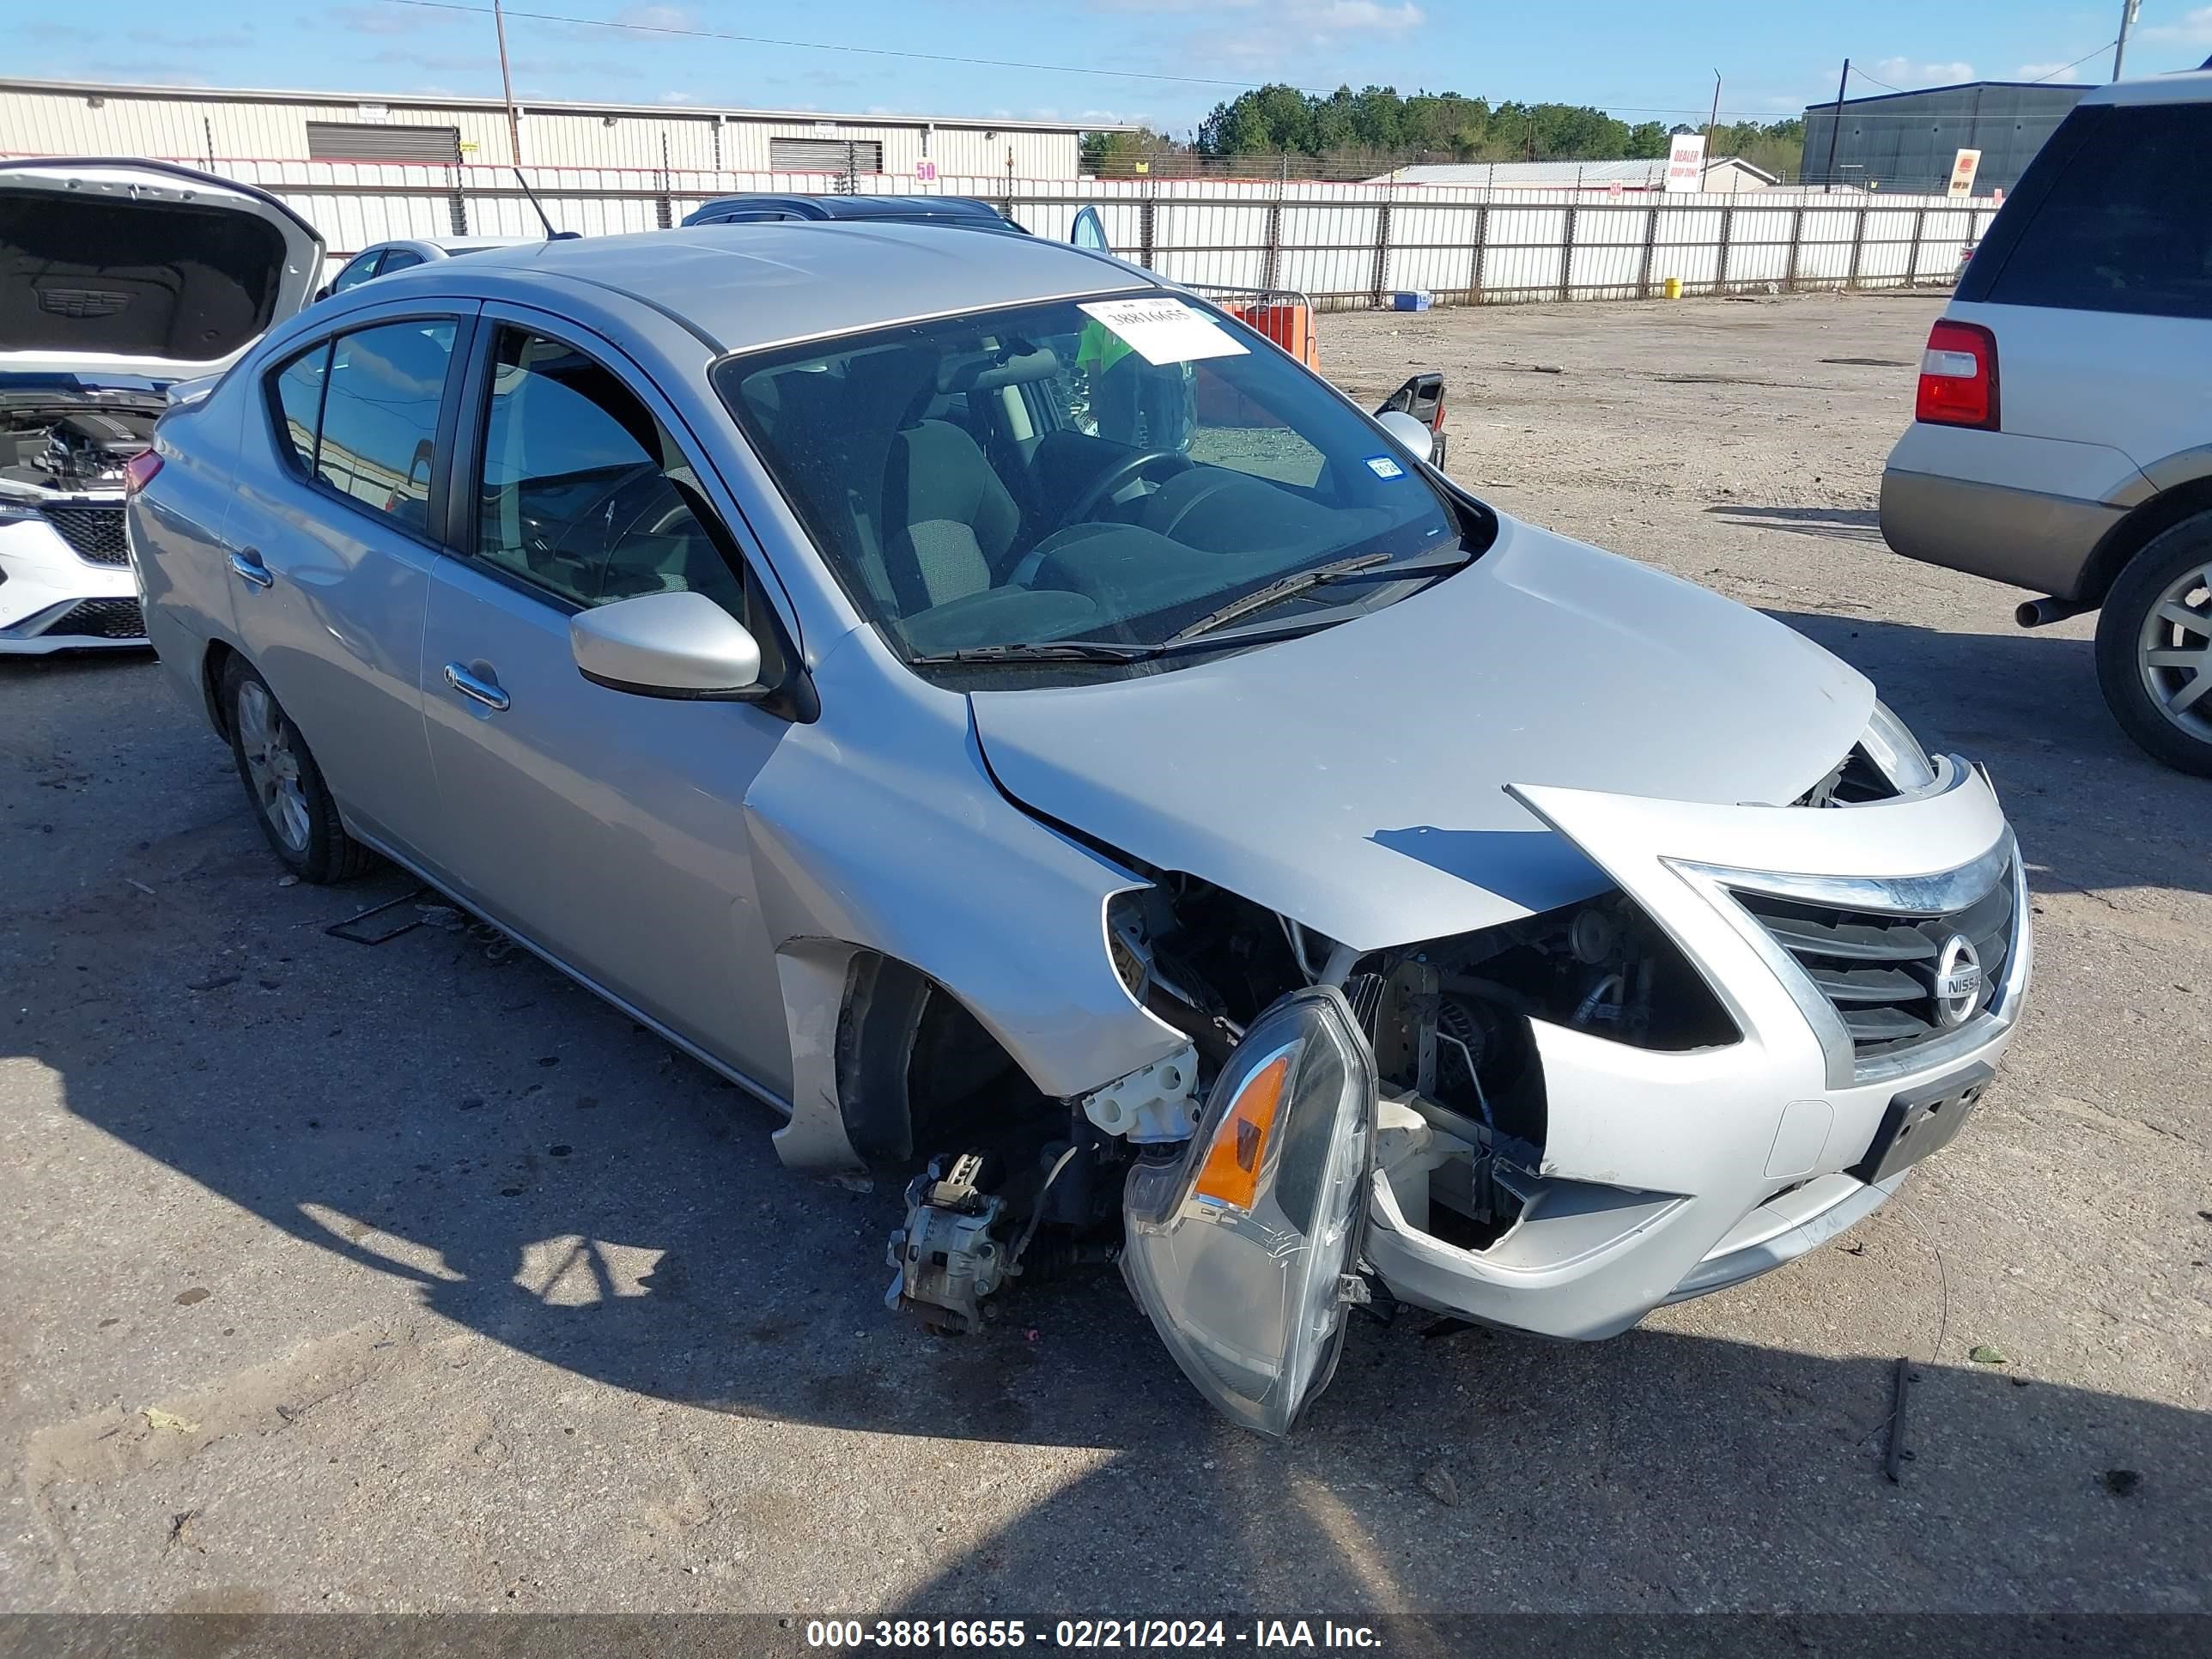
xmin=1057 ymin=449 xmax=1193 ymax=531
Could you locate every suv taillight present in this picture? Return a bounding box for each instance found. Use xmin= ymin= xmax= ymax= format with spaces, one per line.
xmin=1915 ymin=319 xmax=2000 ymax=430
xmin=124 ymin=450 xmax=163 ymax=496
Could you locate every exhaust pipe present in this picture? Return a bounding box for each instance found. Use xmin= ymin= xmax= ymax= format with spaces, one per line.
xmin=2016 ymin=595 xmax=2094 ymax=629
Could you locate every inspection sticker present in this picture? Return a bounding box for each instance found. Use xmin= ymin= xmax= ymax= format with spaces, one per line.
xmin=1078 ymin=297 xmax=1250 ymax=367
xmin=1364 ymin=454 xmax=1407 ymax=479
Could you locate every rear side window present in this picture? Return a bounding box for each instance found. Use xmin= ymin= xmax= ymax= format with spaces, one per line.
xmin=329 ymin=252 xmax=384 ymax=294
xmin=269 ymin=342 xmax=331 ymax=474
xmin=314 ymin=320 xmax=459 ymax=532
xmin=1985 ymin=105 xmax=2212 ymax=320
xmin=379 ymin=249 xmax=427 ymax=275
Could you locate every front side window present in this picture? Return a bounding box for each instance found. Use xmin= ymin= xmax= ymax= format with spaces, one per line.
xmin=716 ymin=291 xmax=1477 ymax=669
xmin=314 ymin=319 xmax=458 ymax=532
xmin=378 ymin=250 xmax=427 ymax=275
xmin=1988 ymin=105 xmax=2212 ymax=320
xmin=474 ymin=327 xmax=749 ymax=622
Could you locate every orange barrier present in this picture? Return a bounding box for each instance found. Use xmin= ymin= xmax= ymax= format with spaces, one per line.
xmin=1224 ymin=300 xmax=1320 ymax=371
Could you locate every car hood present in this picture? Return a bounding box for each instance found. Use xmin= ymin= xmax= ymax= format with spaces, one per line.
xmin=0 ymin=159 xmax=325 ymax=380
xmin=969 ymin=518 xmax=1875 ymax=953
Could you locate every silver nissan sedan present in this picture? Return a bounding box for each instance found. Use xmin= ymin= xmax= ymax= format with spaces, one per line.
xmin=129 ymin=225 xmax=2032 ymax=1437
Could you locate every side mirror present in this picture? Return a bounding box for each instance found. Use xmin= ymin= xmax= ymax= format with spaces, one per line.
xmin=1375 ymin=410 xmax=1435 ymax=467
xmin=313 ymin=284 xmax=331 ymax=303
xmin=570 ymin=590 xmax=763 ymax=699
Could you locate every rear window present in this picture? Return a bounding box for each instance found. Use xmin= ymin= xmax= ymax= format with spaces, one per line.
xmin=1983 ymin=104 xmax=2212 ymax=320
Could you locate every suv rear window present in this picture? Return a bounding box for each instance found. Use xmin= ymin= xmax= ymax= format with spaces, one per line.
xmin=1982 ymin=104 xmax=2212 ymax=320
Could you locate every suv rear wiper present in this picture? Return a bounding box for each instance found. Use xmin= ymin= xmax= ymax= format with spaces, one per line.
xmin=1165 ymin=546 xmax=1472 ymax=646
xmin=907 ymin=639 xmax=1164 ymax=665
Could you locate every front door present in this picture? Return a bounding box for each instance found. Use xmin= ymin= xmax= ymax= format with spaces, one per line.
xmin=416 ymin=314 xmax=798 ymax=1087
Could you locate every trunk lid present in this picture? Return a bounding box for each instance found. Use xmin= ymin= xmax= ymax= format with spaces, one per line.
xmin=0 ymin=159 xmax=325 ymax=382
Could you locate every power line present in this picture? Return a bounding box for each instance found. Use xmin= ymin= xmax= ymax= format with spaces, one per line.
xmin=2031 ymin=40 xmax=2118 ymax=82
xmin=1850 ymin=65 xmax=1907 ymax=93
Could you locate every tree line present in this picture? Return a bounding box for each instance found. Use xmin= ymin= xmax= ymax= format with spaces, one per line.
xmin=1085 ymin=85 xmax=1806 ymax=180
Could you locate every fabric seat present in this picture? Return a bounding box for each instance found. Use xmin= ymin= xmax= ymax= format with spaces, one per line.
xmin=880 ymin=420 xmax=1021 ymax=613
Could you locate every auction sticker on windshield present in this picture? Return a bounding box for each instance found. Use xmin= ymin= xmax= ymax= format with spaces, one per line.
xmin=1079 ymin=297 xmax=1250 ymax=367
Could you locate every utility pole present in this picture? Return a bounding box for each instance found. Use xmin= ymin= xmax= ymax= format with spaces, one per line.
xmin=494 ymin=0 xmax=524 ymax=167
xmin=2113 ymin=0 xmax=2142 ymax=80
xmin=1823 ymin=58 xmax=1850 ymax=191
xmin=1705 ymin=70 xmax=1722 ymax=163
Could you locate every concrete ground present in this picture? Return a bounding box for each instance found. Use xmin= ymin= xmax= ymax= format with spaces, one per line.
xmin=1 ymin=291 xmax=2206 ymax=1618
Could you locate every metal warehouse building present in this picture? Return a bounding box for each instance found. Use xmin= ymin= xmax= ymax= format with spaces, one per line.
xmin=1800 ymin=81 xmax=2092 ymax=195
xmin=0 ymin=77 xmax=1115 ymax=179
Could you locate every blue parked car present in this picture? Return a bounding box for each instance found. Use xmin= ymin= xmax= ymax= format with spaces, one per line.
xmin=679 ymin=193 xmax=1024 ymax=232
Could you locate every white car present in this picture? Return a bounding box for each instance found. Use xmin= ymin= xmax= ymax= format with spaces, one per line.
xmin=0 ymin=158 xmax=323 ymax=653
xmin=1880 ymin=71 xmax=2212 ymax=775
xmin=318 ymin=236 xmax=538 ymax=301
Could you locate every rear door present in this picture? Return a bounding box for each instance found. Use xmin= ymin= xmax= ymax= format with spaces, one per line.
xmin=415 ymin=307 xmax=799 ymax=1082
xmin=1954 ymin=99 xmax=2212 ymax=472
xmin=222 ymin=303 xmax=477 ymax=863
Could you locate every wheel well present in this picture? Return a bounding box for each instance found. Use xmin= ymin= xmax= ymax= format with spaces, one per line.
xmin=2080 ymin=479 xmax=2212 ymax=607
xmin=836 ymin=951 xmax=1054 ymax=1167
xmin=200 ymin=638 xmax=240 ymax=740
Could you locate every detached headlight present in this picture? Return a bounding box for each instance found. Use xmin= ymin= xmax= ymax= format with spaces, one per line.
xmin=1120 ymin=985 xmax=1377 ymax=1438
xmin=1861 ymin=699 xmax=1938 ymax=792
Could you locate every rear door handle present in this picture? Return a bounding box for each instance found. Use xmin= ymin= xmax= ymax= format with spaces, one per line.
xmin=443 ymin=661 xmax=511 ymax=713
xmin=228 ymin=548 xmax=273 ymax=590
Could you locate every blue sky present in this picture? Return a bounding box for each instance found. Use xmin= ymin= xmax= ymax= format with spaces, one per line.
xmin=15 ymin=1 xmax=2212 ymax=136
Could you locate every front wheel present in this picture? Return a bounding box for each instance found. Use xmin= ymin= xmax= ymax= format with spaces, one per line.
xmin=222 ymin=658 xmax=374 ymax=882
xmin=2095 ymin=514 xmax=2212 ymax=778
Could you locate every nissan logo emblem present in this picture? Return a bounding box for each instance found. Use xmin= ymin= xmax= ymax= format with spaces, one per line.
xmin=1934 ymin=933 xmax=1985 ymax=1029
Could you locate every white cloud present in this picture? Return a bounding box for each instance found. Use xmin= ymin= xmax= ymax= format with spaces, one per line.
xmin=2143 ymin=5 xmax=2212 ymax=43
xmin=613 ymin=3 xmax=696 ymax=29
xmin=1870 ymin=56 xmax=1976 ymax=87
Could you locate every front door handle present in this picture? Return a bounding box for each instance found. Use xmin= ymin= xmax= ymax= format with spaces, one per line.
xmin=443 ymin=661 xmax=511 ymax=713
xmin=228 ymin=548 xmax=273 ymax=590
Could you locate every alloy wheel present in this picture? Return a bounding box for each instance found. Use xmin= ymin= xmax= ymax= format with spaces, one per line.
xmin=2136 ymin=559 xmax=2212 ymax=743
xmin=235 ymin=680 xmax=313 ymax=854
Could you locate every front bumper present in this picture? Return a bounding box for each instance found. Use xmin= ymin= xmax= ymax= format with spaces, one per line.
xmin=1362 ymin=757 xmax=2030 ymax=1339
xmin=0 ymin=506 xmax=147 ymax=653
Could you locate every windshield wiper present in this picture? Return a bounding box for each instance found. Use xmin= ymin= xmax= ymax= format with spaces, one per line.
xmin=907 ymin=639 xmax=1164 ymax=665
xmin=1165 ymin=546 xmax=1471 ymax=646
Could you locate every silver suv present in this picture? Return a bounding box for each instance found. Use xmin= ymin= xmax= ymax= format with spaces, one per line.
xmin=1880 ymin=71 xmax=2212 ymax=775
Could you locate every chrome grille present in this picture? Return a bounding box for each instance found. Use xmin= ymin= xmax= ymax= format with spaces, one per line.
xmin=1733 ymin=864 xmax=2016 ymax=1058
xmin=40 ymin=505 xmax=131 ymax=565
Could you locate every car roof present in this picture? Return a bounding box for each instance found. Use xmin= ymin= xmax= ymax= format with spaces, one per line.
xmin=2081 ymin=69 xmax=2212 ymax=107
xmin=689 ymin=194 xmax=1006 ymax=222
xmin=444 ymin=221 xmax=1149 ymax=354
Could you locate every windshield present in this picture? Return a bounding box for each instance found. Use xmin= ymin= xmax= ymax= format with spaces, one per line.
xmin=714 ymin=291 xmax=1479 ymax=666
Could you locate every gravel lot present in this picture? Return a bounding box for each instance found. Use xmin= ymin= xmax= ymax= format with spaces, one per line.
xmin=2 ymin=290 xmax=2206 ymax=1619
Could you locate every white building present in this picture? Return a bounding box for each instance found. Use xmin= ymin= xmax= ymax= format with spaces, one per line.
xmin=1376 ymin=157 xmax=1780 ymax=192
xmin=0 ymin=77 xmax=1121 ymax=180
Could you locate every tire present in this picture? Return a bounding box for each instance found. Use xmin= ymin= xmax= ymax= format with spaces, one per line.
xmin=221 ymin=658 xmax=375 ymax=883
xmin=2095 ymin=513 xmax=2212 ymax=778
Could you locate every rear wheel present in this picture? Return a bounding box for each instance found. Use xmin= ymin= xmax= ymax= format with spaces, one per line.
xmin=2095 ymin=514 xmax=2212 ymax=778
xmin=222 ymin=659 xmax=374 ymax=882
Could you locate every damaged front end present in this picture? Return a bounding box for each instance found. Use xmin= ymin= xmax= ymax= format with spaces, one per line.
xmin=885 ymin=732 xmax=2028 ymax=1439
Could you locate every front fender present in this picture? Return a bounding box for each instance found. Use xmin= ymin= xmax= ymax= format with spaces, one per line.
xmin=744 ymin=632 xmax=1186 ymax=1167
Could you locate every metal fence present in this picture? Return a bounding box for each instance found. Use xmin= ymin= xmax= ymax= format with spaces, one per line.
xmin=195 ymin=157 xmax=1996 ymax=309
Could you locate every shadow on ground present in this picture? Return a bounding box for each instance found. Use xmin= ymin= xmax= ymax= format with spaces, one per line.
xmin=1709 ymin=504 xmax=1883 ymax=542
